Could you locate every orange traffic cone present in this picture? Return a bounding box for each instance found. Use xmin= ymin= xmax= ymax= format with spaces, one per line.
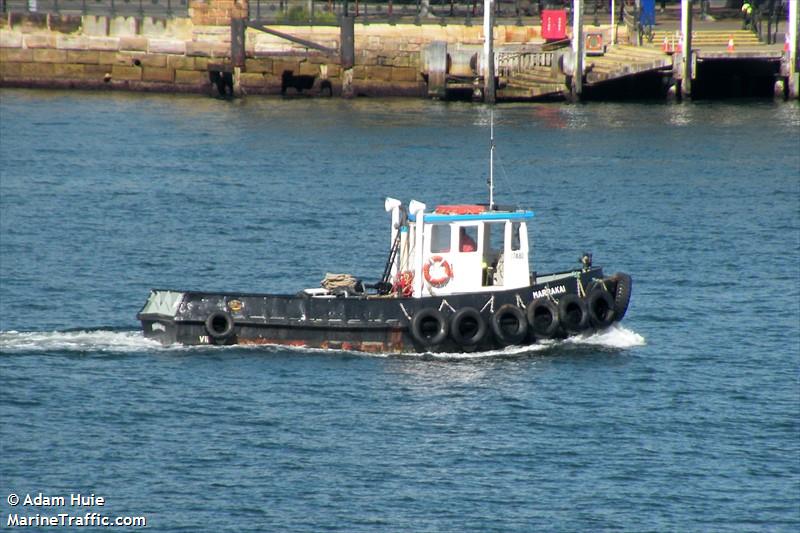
xmin=785 ymin=33 xmax=790 ymax=54
xmin=662 ymin=36 xmax=669 ymax=53
xmin=676 ymin=35 xmax=683 ymax=54
xmin=727 ymin=36 xmax=735 ymax=52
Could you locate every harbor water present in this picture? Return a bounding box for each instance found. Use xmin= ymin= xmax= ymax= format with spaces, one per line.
xmin=1 ymin=90 xmax=798 ymax=531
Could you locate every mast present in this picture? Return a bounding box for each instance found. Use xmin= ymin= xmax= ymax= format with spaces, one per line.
xmin=489 ymin=110 xmax=495 ymax=210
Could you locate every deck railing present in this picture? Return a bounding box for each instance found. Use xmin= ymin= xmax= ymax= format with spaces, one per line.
xmin=0 ymin=0 xmax=189 ymax=17
xmin=248 ymin=0 xmax=552 ymax=26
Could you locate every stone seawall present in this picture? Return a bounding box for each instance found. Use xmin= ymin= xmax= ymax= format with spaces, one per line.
xmin=0 ymin=14 xmax=542 ymax=97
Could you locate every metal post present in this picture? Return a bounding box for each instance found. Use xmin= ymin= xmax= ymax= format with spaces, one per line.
xmin=790 ymin=0 xmax=799 ymax=99
xmin=571 ymin=0 xmax=583 ymax=99
xmin=483 ymin=0 xmax=495 ymax=103
xmin=489 ymin=110 xmax=495 ymax=209
xmin=681 ymin=0 xmax=692 ymax=98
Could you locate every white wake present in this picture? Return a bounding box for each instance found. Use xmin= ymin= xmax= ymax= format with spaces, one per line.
xmin=424 ymin=323 xmax=646 ymax=360
xmin=0 ymin=329 xmax=162 ymax=354
xmin=0 ymin=324 xmax=644 ymax=357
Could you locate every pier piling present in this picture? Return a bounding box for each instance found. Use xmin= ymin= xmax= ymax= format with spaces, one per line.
xmin=571 ymin=0 xmax=585 ymax=100
xmin=483 ymin=0 xmax=496 ymax=103
xmin=790 ymin=0 xmax=799 ymax=99
xmin=680 ymin=0 xmax=694 ymax=99
xmin=340 ymin=16 xmax=355 ymax=98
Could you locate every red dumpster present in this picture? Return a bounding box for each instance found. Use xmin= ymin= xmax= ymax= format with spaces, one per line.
xmin=541 ymin=9 xmax=567 ymax=41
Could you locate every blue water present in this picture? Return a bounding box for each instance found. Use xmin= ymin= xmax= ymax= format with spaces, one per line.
xmin=1 ymin=89 xmax=798 ymax=531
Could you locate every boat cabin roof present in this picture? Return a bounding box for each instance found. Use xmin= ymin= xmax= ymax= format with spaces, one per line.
xmin=409 ymin=205 xmax=534 ymax=223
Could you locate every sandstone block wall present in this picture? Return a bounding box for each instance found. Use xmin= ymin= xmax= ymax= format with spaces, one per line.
xmin=0 ymin=11 xmax=547 ymax=97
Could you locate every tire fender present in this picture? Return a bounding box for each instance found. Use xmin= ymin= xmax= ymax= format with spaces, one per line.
xmin=526 ymin=298 xmax=560 ymax=339
xmin=205 ymin=311 xmax=235 ymax=340
xmin=410 ymin=308 xmax=449 ymax=348
xmin=491 ymin=304 xmax=528 ymax=346
xmin=611 ymin=273 xmax=632 ymax=321
xmin=558 ymin=294 xmax=590 ymax=334
xmin=586 ymin=288 xmax=616 ymax=329
xmin=450 ymin=307 xmax=487 ymax=347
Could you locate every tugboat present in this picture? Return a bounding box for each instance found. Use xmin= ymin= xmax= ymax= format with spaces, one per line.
xmin=138 ymin=123 xmax=632 ymax=353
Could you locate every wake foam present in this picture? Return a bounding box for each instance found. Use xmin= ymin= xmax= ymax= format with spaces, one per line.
xmin=0 ymin=324 xmax=644 ymax=358
xmin=563 ymin=323 xmax=646 ymax=349
xmin=0 ymin=329 xmax=162 ymax=354
xmin=422 ymin=323 xmax=646 ymax=360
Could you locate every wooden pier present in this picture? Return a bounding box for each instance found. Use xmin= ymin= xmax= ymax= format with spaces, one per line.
xmin=423 ymin=1 xmax=798 ymax=102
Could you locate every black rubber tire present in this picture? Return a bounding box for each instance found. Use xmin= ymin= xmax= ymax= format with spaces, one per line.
xmin=558 ymin=294 xmax=590 ymax=334
xmin=491 ymin=304 xmax=528 ymax=346
xmin=612 ymin=273 xmax=632 ymax=321
xmin=526 ymin=298 xmax=560 ymax=339
xmin=450 ymin=307 xmax=487 ymax=347
xmin=586 ymin=288 xmax=616 ymax=329
xmin=205 ymin=311 xmax=235 ymax=340
xmin=410 ymin=308 xmax=449 ymax=348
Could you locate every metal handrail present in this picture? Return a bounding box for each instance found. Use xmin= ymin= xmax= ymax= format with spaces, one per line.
xmin=248 ymin=0 xmax=551 ymax=25
xmin=495 ymin=48 xmax=554 ymax=77
xmin=1 ymin=0 xmax=188 ymax=17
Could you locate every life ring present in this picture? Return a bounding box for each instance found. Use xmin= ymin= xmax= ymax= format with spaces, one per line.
xmin=491 ymin=304 xmax=528 ymax=346
xmin=423 ymin=255 xmax=453 ymax=288
xmin=410 ymin=308 xmax=449 ymax=348
xmin=557 ymin=294 xmax=590 ymax=334
xmin=586 ymin=288 xmax=616 ymax=329
xmin=205 ymin=311 xmax=235 ymax=340
xmin=526 ymin=297 xmax=560 ymax=339
xmin=450 ymin=307 xmax=487 ymax=347
xmin=611 ymin=273 xmax=632 ymax=321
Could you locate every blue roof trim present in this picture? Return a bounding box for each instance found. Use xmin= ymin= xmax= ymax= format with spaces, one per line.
xmin=408 ymin=211 xmax=534 ymax=223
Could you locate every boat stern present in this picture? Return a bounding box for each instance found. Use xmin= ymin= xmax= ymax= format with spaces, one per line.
xmin=137 ymin=290 xmax=185 ymax=345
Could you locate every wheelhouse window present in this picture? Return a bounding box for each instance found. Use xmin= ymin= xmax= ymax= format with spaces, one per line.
xmin=430 ymin=224 xmax=451 ymax=253
xmin=458 ymin=225 xmax=478 ymax=253
xmin=485 ymin=222 xmax=502 ymax=254
xmin=511 ymin=222 xmax=522 ymax=251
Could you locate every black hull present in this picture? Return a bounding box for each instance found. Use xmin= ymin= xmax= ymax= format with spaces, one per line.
xmin=138 ymin=268 xmax=631 ymax=353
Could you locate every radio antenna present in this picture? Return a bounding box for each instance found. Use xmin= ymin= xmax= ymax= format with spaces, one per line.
xmin=489 ymin=110 xmax=495 ymax=210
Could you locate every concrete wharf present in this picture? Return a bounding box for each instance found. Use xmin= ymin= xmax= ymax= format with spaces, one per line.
xmin=433 ymin=2 xmax=796 ymax=101
xmin=0 ymin=0 xmax=797 ymax=101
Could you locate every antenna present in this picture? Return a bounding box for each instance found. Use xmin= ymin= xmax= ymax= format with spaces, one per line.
xmin=489 ymin=110 xmax=495 ymax=210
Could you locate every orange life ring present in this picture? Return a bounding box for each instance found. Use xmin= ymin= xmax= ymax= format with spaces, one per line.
xmin=424 ymin=255 xmax=453 ymax=288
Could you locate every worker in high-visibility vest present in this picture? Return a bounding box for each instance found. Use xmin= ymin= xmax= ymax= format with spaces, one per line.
xmin=741 ymin=1 xmax=754 ymax=30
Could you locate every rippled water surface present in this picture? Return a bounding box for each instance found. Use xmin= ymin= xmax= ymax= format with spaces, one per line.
xmin=1 ymin=90 xmax=799 ymax=531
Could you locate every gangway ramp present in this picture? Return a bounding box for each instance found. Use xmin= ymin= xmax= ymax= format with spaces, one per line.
xmin=585 ymin=45 xmax=673 ymax=85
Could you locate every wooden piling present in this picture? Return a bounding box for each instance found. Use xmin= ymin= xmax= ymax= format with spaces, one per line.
xmin=231 ymin=17 xmax=245 ymax=97
xmin=340 ymin=16 xmax=355 ymax=98
xmin=231 ymin=17 xmax=246 ymax=69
